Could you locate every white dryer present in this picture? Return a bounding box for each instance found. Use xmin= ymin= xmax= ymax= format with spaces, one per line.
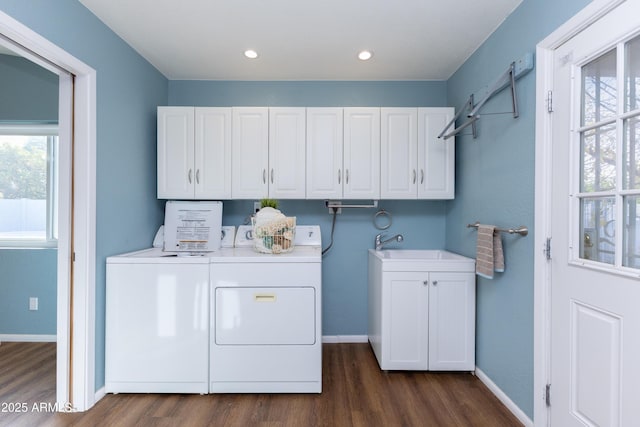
xmin=209 ymin=225 xmax=323 ymax=393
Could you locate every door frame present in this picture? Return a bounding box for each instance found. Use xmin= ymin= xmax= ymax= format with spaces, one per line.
xmin=0 ymin=11 xmax=97 ymax=411
xmin=533 ymin=0 xmax=626 ymax=425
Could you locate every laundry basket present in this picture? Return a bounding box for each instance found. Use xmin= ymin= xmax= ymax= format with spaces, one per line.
xmin=251 ymin=216 xmax=296 ymax=254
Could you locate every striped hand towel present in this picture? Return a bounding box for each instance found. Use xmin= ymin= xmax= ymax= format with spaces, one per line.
xmin=475 ymin=224 xmax=505 ymax=279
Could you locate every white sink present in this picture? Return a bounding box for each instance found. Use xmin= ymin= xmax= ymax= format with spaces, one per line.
xmin=368 ymin=249 xmax=475 ymax=272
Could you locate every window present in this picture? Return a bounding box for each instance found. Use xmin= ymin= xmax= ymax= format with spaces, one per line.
xmin=0 ymin=124 xmax=58 ymax=247
xmin=577 ymin=34 xmax=640 ymax=269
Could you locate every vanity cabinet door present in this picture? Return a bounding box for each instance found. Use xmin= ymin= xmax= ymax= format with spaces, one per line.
xmin=427 ymin=272 xmax=475 ymax=371
xmin=381 ymin=272 xmax=429 ymax=370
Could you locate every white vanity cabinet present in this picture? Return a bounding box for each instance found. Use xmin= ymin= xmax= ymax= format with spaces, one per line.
xmin=380 ymin=107 xmax=454 ymax=199
xmin=368 ymin=249 xmax=475 ymax=371
xmin=157 ymin=106 xmax=232 ymax=199
xmin=232 ymin=107 xmax=306 ymax=199
xmin=306 ymin=107 xmax=380 ymax=199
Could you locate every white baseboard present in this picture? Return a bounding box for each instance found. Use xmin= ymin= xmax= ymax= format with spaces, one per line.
xmin=0 ymin=334 xmax=56 ymax=342
xmin=94 ymin=386 xmax=105 ymax=404
xmin=322 ymin=335 xmax=368 ymax=343
xmin=475 ymin=367 xmax=532 ymax=427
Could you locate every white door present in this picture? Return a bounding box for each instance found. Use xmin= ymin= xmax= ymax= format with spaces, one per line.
xmin=194 ymin=107 xmax=231 ymax=199
xmin=417 ymin=108 xmax=454 ymax=199
xmin=550 ymin=2 xmax=640 ymax=425
xmin=343 ymin=108 xmax=380 ymax=199
xmin=232 ymin=107 xmax=269 ymax=199
xmin=427 ymin=272 xmax=475 ymax=371
xmin=269 ymin=107 xmax=306 ymax=199
xmin=381 ymin=108 xmax=418 ymax=199
xmin=306 ymin=108 xmax=343 ymax=199
xmin=157 ymin=106 xmax=194 ymax=199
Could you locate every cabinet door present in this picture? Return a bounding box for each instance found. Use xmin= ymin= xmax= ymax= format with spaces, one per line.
xmin=343 ymin=108 xmax=380 ymax=199
xmin=306 ymin=108 xmax=343 ymax=199
xmin=381 ymin=108 xmax=418 ymax=199
xmin=382 ymin=272 xmax=429 ymax=370
xmin=268 ymin=107 xmax=306 ymax=199
xmin=232 ymin=107 xmax=269 ymax=199
xmin=194 ymin=107 xmax=231 ymax=199
xmin=157 ymin=106 xmax=195 ymax=199
xmin=427 ymin=272 xmax=475 ymax=371
xmin=417 ymin=108 xmax=455 ymax=199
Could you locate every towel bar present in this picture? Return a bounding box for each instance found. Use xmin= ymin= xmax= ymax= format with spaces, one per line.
xmin=467 ymin=222 xmax=528 ymax=237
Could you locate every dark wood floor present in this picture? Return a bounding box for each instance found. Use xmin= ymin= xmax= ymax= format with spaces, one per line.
xmin=0 ymin=342 xmax=522 ymax=426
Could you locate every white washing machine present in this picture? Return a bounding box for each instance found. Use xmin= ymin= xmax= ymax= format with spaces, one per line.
xmin=209 ymin=225 xmax=323 ymax=393
xmin=104 ymin=224 xmax=235 ymax=394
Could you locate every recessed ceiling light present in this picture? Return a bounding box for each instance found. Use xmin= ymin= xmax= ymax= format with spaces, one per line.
xmin=358 ymin=50 xmax=373 ymax=61
xmin=244 ymin=49 xmax=259 ymax=59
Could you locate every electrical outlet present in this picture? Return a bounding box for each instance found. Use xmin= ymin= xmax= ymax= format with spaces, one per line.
xmin=254 ymin=202 xmax=261 ymax=213
xmin=29 ymin=297 xmax=38 ymax=311
xmin=328 ymin=201 xmax=342 ymax=214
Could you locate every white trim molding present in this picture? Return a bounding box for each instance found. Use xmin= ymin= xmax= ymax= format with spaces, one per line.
xmin=0 ymin=9 xmax=97 ymax=413
xmin=533 ymin=1 xmax=626 ymax=426
xmin=322 ymin=335 xmax=369 ymax=343
xmin=475 ymin=367 xmax=532 ymax=427
xmin=0 ymin=334 xmax=57 ymax=342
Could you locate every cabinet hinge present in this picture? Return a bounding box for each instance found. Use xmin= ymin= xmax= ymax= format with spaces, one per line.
xmin=544 ymin=238 xmax=552 ymax=260
xmin=547 ymin=90 xmax=553 ymax=113
xmin=545 ymin=384 xmax=551 ymax=407
xmin=72 ymin=252 xmax=76 ymax=262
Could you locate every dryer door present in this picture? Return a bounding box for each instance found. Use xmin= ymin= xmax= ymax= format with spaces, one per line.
xmin=215 ymin=286 xmax=316 ymax=345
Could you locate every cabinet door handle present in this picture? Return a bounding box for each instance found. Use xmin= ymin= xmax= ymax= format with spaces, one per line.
xmin=412 ymin=169 xmax=416 ymax=184
xmin=263 ymin=169 xmax=266 ymax=184
xmin=432 ymin=281 xmax=438 ymax=286
xmin=420 ymin=169 xmax=424 ymax=184
xmin=270 ymin=168 xmax=274 ymax=184
xmin=346 ymin=169 xmax=349 ymax=184
xmin=196 ymin=169 xmax=200 ymax=184
xmin=423 ymin=280 xmax=429 ymax=286
xmin=338 ymin=169 xmax=341 ymax=184
xmin=188 ymin=169 xmax=192 ymax=184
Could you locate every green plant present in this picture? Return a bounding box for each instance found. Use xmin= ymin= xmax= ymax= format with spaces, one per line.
xmin=260 ymin=198 xmax=279 ymax=209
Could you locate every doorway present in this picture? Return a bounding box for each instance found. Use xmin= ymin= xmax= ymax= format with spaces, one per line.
xmin=535 ymin=0 xmax=640 ymax=425
xmin=0 ymin=10 xmax=97 ymax=411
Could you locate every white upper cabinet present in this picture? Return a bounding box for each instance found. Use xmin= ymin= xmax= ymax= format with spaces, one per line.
xmin=381 ymin=108 xmax=418 ymax=199
xmin=306 ymin=108 xmax=344 ymax=199
xmin=268 ymin=108 xmax=306 ymax=199
xmin=232 ymin=107 xmax=306 ymax=199
xmin=157 ymin=106 xmax=231 ymax=199
xmin=381 ymin=107 xmax=454 ymax=199
xmin=417 ymin=108 xmax=454 ymax=199
xmin=231 ymin=107 xmax=269 ymax=199
xmin=307 ymin=107 xmax=380 ymax=199
xmin=343 ymin=108 xmax=380 ymax=199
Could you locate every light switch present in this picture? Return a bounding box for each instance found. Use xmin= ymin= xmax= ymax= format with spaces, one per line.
xmin=29 ymin=297 xmax=38 ymax=311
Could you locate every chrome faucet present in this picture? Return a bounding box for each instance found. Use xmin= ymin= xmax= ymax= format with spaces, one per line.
xmin=375 ymin=232 xmax=404 ymax=250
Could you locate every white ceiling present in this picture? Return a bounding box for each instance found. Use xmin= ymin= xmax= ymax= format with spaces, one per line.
xmin=78 ymin=0 xmax=522 ymax=81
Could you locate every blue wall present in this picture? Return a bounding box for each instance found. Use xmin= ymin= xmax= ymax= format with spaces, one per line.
xmin=169 ymin=80 xmax=449 ymax=335
xmin=444 ymin=0 xmax=590 ymax=418
xmin=0 ymin=249 xmax=56 ymax=334
xmin=0 ymin=0 xmax=168 ymax=389
xmin=0 ymin=53 xmax=58 ymax=336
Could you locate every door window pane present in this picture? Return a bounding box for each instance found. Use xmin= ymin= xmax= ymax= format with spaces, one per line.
xmin=581 ymin=124 xmax=616 ymax=192
xmin=582 ymin=49 xmax=617 ymax=126
xmin=580 ymin=197 xmax=616 ymax=264
xmin=624 ymin=195 xmax=640 ymax=268
xmin=625 ymin=35 xmax=640 ymax=112
xmin=623 ymin=115 xmax=640 ymax=189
